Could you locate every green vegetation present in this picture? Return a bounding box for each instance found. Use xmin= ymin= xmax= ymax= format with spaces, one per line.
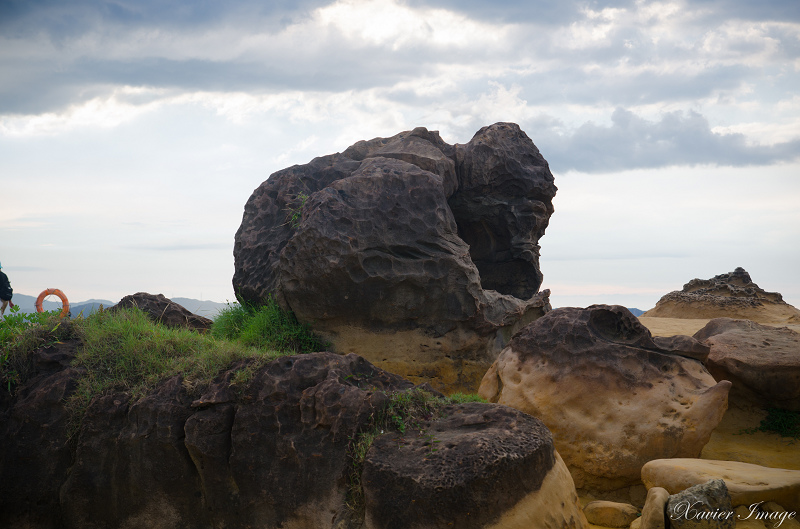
xmin=345 ymin=387 xmax=486 ymax=516
xmin=1 ymin=299 xmax=326 ymax=435
xmin=212 ymin=297 xmax=328 ymax=353
xmin=742 ymin=407 xmax=800 ymax=441
xmin=68 ymin=308 xmax=275 ymax=410
xmin=286 ymin=192 xmax=309 ymax=228
xmin=1 ymin=306 xmax=69 ymax=392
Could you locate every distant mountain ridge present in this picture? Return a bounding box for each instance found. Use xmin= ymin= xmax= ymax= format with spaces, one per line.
xmin=8 ymin=294 xmax=230 ymax=320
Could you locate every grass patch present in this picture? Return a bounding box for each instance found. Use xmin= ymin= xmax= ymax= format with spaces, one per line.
xmin=1 ymin=306 xmax=70 ymax=392
xmin=2 ymin=298 xmax=323 ymax=439
xmin=212 ymin=297 xmax=327 ymax=353
xmin=742 ymin=408 xmax=800 ymax=441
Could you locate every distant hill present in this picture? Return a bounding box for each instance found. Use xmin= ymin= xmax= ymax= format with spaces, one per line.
xmin=170 ymin=298 xmax=231 ymax=320
xmin=7 ymin=294 xmax=230 ymax=320
xmin=627 ymin=308 xmax=645 ymax=317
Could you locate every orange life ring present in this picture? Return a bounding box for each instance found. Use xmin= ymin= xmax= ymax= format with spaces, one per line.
xmin=36 ymin=288 xmax=70 ymax=317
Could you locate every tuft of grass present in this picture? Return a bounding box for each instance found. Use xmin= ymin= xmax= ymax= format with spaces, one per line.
xmin=212 ymin=297 xmax=327 ymax=353
xmin=285 ymin=192 xmax=309 ymax=228
xmin=741 ymin=408 xmax=800 ymax=441
xmin=447 ymin=392 xmax=487 ymax=404
xmin=1 ymin=306 xmax=70 ymax=392
xmin=345 ymin=388 xmax=486 ymax=516
xmin=69 ymin=307 xmax=278 ymax=406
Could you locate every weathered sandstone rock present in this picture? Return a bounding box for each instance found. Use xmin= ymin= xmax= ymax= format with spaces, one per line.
xmin=760 ymin=503 xmax=800 ymax=529
xmin=693 ymin=318 xmax=800 ymax=410
xmin=233 ymin=123 xmax=556 ymax=392
xmin=111 ymin=292 xmax=214 ymax=332
xmin=643 ymin=268 xmax=800 ymax=324
xmin=479 ymin=305 xmax=731 ymax=491
xmin=732 ymin=506 xmax=769 ymax=529
xmin=363 ymin=404 xmax=588 ymax=529
xmin=1 ymin=341 xmax=583 ymax=529
xmin=642 ymin=459 xmax=800 ymax=512
xmin=583 ymin=500 xmax=639 ymax=527
xmin=666 ymin=479 xmax=734 ymax=529
xmin=640 ymin=487 xmax=671 ymax=529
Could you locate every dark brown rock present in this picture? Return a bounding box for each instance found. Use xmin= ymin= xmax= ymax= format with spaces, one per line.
xmin=233 ymin=123 xmax=556 ymax=392
xmin=644 ymin=268 xmax=800 ymax=324
xmin=363 ymin=403 xmax=586 ymax=529
xmin=0 ymin=340 xmax=83 ymax=529
xmin=451 ymin=122 xmax=556 ymax=299
xmin=2 ymin=345 xmax=586 ymax=528
xmin=479 ymin=305 xmax=731 ymax=491
xmin=111 ymin=292 xmax=214 ymax=332
xmin=694 ymin=318 xmax=800 ymax=410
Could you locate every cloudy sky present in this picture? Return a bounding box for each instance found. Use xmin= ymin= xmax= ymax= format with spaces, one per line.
xmin=2 ymin=0 xmax=799 ymax=311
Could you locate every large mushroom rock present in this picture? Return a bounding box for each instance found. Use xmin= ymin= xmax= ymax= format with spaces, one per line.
xmin=1 ymin=346 xmax=586 ymax=529
xmin=643 ymin=267 xmax=800 ymax=324
xmin=363 ymin=403 xmax=588 ymax=529
xmin=478 ymin=304 xmax=732 ymax=492
xmin=693 ymin=318 xmax=800 ymax=410
xmin=233 ymin=123 xmax=556 ymax=393
xmin=111 ymin=292 xmax=214 ymax=332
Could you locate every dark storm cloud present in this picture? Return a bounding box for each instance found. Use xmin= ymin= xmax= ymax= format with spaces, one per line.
xmin=536 ymin=108 xmax=800 ymax=173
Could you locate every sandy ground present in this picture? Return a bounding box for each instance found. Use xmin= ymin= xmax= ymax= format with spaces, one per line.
xmin=638 ymin=316 xmax=800 ymax=337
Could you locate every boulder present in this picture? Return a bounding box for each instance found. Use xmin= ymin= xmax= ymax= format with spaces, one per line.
xmin=363 ymin=403 xmax=588 ymax=529
xmin=583 ymin=500 xmax=639 ymax=527
xmin=643 ymin=268 xmax=800 ymax=324
xmin=760 ymin=503 xmax=800 ymax=529
xmin=692 ymin=318 xmax=800 ymax=410
xmin=233 ymin=123 xmax=556 ymax=392
xmin=111 ymin=292 xmax=214 ymax=332
xmin=665 ymin=479 xmax=735 ymax=529
xmin=478 ymin=305 xmax=731 ymax=491
xmin=1 ymin=342 xmax=586 ymax=529
xmin=640 ymin=487 xmax=671 ymax=529
xmin=641 ymin=459 xmax=800 ymax=512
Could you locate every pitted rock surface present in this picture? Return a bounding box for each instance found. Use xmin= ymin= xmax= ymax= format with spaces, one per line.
xmin=479 ymin=305 xmax=731 ymax=491
xmin=644 ymin=268 xmax=800 ymax=324
xmin=233 ymin=123 xmax=556 ymax=392
xmin=111 ymin=292 xmax=213 ymax=332
xmin=363 ymin=403 xmax=587 ymax=529
xmin=693 ymin=318 xmax=800 ymax=410
xmin=1 ymin=346 xmax=585 ymax=529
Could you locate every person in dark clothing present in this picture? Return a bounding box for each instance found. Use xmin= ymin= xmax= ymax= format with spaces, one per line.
xmin=0 ymin=261 xmax=15 ymax=315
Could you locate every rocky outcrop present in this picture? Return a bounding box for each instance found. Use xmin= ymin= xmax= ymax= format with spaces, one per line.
xmin=1 ymin=342 xmax=585 ymax=529
xmin=478 ymin=305 xmax=731 ymax=491
xmin=642 ymin=459 xmax=800 ymax=512
xmin=693 ymin=318 xmax=800 ymax=410
xmin=643 ymin=268 xmax=800 ymax=324
xmin=363 ymin=403 xmax=587 ymax=529
xmin=111 ymin=292 xmax=214 ymax=332
xmin=666 ymin=479 xmax=735 ymax=529
xmin=233 ymin=123 xmax=556 ymax=392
